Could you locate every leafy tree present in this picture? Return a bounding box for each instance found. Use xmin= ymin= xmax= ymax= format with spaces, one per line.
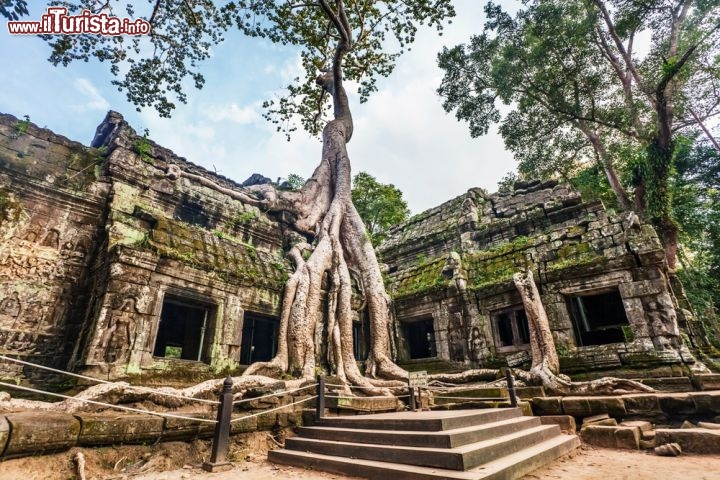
xmin=351 ymin=172 xmax=410 ymax=247
xmin=438 ymin=0 xmax=720 ymax=269
xmin=285 ymin=174 xmax=306 ymax=191
xmin=15 ymin=0 xmax=455 ymax=389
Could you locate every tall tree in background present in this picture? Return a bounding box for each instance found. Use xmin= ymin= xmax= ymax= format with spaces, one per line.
xmin=438 ymin=0 xmax=720 ymax=269
xmin=352 ymin=172 xmax=410 ymax=247
xmin=14 ymin=0 xmax=455 ymax=390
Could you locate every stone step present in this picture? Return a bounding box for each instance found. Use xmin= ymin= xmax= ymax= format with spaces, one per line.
xmin=315 ymin=408 xmax=522 ymax=432
xmin=270 ymin=433 xmax=580 ymax=479
xmin=284 ymin=424 xmax=560 ymax=471
xmin=298 ymin=416 xmax=541 ymax=449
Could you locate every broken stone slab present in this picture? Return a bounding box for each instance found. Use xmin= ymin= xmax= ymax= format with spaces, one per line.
xmin=655 ymin=428 xmax=720 ymax=454
xmin=680 ymin=420 xmax=696 ymax=429
xmin=691 ymin=391 xmax=720 ymax=415
xmin=539 ymin=415 xmax=576 ymax=434
xmin=655 ymin=442 xmax=682 ymax=456
xmin=75 ymin=413 xmax=164 ymax=446
xmin=580 ymin=425 xmax=640 ymax=450
xmin=3 ymin=412 xmax=80 ymax=458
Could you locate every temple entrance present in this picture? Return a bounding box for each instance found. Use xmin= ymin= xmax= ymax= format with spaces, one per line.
xmin=568 ymin=289 xmax=630 ymax=346
xmin=240 ymin=313 xmax=279 ymax=365
xmin=402 ymin=317 xmax=437 ymax=359
xmin=153 ymin=297 xmax=212 ymax=362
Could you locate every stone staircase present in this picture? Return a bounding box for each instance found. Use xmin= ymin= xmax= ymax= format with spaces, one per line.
xmin=269 ymin=408 xmax=579 ymax=479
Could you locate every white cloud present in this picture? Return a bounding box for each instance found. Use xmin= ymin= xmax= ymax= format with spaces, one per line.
xmin=204 ymin=103 xmax=260 ymax=124
xmin=72 ymin=78 xmax=110 ymax=111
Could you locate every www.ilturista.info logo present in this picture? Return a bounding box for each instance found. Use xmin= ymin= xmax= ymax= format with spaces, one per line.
xmin=7 ymin=7 xmax=150 ymax=35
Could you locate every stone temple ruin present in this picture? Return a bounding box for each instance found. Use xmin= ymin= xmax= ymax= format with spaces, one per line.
xmin=0 ymin=111 xmax=716 ymax=391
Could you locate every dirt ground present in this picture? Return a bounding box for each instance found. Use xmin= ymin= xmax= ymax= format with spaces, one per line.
xmin=1 ymin=440 xmax=720 ymax=480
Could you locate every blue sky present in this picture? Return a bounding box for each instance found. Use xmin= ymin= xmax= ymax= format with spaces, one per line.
xmin=0 ymin=1 xmax=517 ymax=214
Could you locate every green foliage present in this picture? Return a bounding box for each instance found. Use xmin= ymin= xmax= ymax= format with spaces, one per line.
xmin=14 ymin=114 xmax=30 ymax=135
xmin=351 ymin=171 xmax=410 ymax=247
xmin=27 ymin=1 xmax=454 ymax=132
xmin=437 ymin=0 xmax=720 ymax=257
xmin=285 ymin=174 xmax=305 ymax=191
xmin=226 ymin=210 xmax=258 ymax=230
xmin=132 ymin=128 xmax=154 ymax=165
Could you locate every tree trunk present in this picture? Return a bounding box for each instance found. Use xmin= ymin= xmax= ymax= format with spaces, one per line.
xmin=512 ymin=271 xmax=654 ymax=395
xmin=241 ymin=2 xmax=406 ymax=394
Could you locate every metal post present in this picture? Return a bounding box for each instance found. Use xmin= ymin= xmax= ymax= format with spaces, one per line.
xmin=316 ymin=375 xmax=325 ymax=420
xmin=408 ymin=386 xmax=416 ymax=412
xmin=203 ymin=376 xmax=233 ymax=472
xmin=505 ymin=368 xmax=518 ymax=408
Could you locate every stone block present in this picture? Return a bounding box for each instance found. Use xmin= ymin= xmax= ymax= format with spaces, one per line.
xmin=697 ymin=422 xmax=720 ymax=430
xmin=256 ymin=411 xmax=278 ymax=430
xmin=162 ymin=413 xmax=216 ymax=441
xmin=692 ymin=374 xmax=720 ymax=392
xmin=690 ymin=391 xmax=720 ymax=415
xmin=531 ymin=397 xmax=563 ymax=416
xmin=230 ymin=415 xmax=258 ymax=434
xmin=658 ymin=393 xmax=697 ymax=416
xmin=76 ymin=413 xmax=164 ymax=445
xmin=623 ymin=394 xmax=660 ymax=416
xmin=620 ymin=420 xmax=653 ymax=433
xmin=655 ymin=428 xmax=720 ymax=454
xmin=540 ymin=415 xmax=576 ymax=434
xmin=586 ymin=396 xmax=627 ymax=416
xmin=4 ymin=412 xmax=80 ymax=458
xmin=581 ymin=425 xmax=640 ymax=450
xmin=561 ymin=397 xmax=591 ymax=416
xmin=618 ymin=280 xmax=663 ymax=298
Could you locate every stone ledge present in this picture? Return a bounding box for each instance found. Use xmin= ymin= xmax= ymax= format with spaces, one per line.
xmin=655 ymin=428 xmax=720 ymax=454
xmin=3 ymin=412 xmax=80 ymax=458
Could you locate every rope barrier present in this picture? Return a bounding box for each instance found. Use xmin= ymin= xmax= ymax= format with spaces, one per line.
xmin=231 ymin=383 xmax=317 ymax=405
xmin=0 ymin=355 xmax=219 ymax=405
xmin=0 ymin=381 xmax=218 ymax=424
xmin=432 ymin=396 xmax=507 ymax=401
xmin=230 ymin=395 xmax=318 ymax=423
xmin=324 ymin=394 xmax=409 ymax=400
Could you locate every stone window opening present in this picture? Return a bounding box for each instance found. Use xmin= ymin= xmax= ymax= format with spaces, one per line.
xmin=240 ymin=313 xmax=279 ymax=365
xmin=153 ymin=297 xmax=213 ymax=362
xmin=567 ymin=289 xmax=629 ymax=346
xmin=402 ymin=317 xmax=437 ymax=360
xmin=491 ymin=306 xmax=530 ymax=352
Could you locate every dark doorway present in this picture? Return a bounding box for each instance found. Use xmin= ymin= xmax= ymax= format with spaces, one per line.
xmin=491 ymin=306 xmax=530 ymax=351
xmin=153 ymin=297 xmax=211 ymax=362
xmin=568 ymin=289 xmax=629 ymax=346
xmin=403 ymin=318 xmax=436 ymax=359
xmin=240 ymin=314 xmax=279 ymax=365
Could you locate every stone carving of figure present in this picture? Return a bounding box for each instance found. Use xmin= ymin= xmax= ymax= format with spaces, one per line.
xmin=448 ymin=312 xmax=465 ymax=361
xmin=469 ymin=327 xmax=485 ymax=362
xmin=102 ymin=298 xmax=138 ymax=364
xmin=0 ymin=291 xmax=21 ymax=329
xmin=646 ymin=299 xmax=680 ymax=351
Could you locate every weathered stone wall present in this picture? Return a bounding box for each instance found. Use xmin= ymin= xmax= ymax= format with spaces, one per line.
xmin=75 ymin=112 xmax=289 ymax=381
xmin=0 ymin=112 xmax=291 ymax=386
xmin=0 ymin=113 xmax=109 ymax=387
xmin=381 ymin=179 xmax=704 ymax=375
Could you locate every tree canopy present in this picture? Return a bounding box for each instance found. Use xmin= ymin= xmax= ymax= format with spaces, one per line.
xmin=437 ymin=0 xmax=720 ymax=269
xmin=15 ymin=0 xmax=454 ymax=137
xmin=351 ymin=171 xmax=410 ymax=247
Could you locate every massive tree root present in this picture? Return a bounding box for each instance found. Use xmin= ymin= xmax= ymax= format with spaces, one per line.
xmin=429 ymin=271 xmax=654 ymax=396
xmin=0 ymin=375 xmax=291 ymax=413
xmin=241 ymin=1 xmax=407 ymax=395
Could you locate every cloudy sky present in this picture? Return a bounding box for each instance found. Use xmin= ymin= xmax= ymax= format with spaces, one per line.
xmin=0 ymin=1 xmax=518 ymax=214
